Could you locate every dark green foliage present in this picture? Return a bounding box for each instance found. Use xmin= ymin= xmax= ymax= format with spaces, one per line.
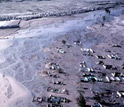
xmin=77 ymin=94 xmax=86 ymax=107
xmin=62 ymin=40 xmax=66 ymax=44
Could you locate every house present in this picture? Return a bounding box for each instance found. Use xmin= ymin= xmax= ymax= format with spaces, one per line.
xmin=96 ymin=55 xmax=106 ymax=59
xmin=93 ymin=103 xmax=102 ymax=107
xmin=80 ymin=61 xmax=87 ymax=68
xmin=54 ymin=81 xmax=65 ymax=85
xmin=87 ymin=68 xmax=95 ymax=73
xmin=82 ymin=73 xmax=94 ymax=77
xmin=80 ymin=77 xmax=89 ymax=82
xmin=108 ymin=54 xmax=121 ymax=60
xmin=112 ymin=44 xmax=121 ymax=48
xmin=73 ymin=40 xmax=81 ymax=45
xmin=115 ymin=77 xmax=121 ymax=82
xmin=117 ymin=91 xmax=124 ymax=97
xmin=103 ymin=65 xmax=113 ymax=69
xmin=110 ymin=77 xmax=115 ymax=81
xmin=48 ymin=95 xmax=71 ymax=104
xmin=105 ymin=49 xmax=111 ymax=52
xmin=80 ymin=48 xmax=94 ymax=56
xmin=97 ymin=78 xmax=103 ymax=82
xmin=111 ymin=72 xmax=120 ymax=77
xmin=47 ymin=87 xmax=69 ymax=95
xmin=32 ymin=96 xmax=42 ymax=103
xmin=48 ymin=104 xmax=63 ymax=107
xmin=49 ymin=63 xmax=60 ymax=70
xmin=105 ymin=76 xmax=111 ymax=83
xmin=87 ymin=76 xmax=98 ymax=82
xmin=96 ymin=61 xmax=104 ymax=65
xmin=58 ymin=48 xmax=66 ymax=54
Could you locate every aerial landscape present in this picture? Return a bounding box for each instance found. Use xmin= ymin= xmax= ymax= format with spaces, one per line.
xmin=0 ymin=0 xmax=124 ymax=107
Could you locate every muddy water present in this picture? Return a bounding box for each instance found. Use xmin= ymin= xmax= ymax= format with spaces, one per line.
xmin=0 ymin=6 xmax=124 ymax=107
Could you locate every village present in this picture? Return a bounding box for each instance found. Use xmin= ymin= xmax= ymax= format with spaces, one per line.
xmin=0 ymin=0 xmax=124 ymax=107
xmin=31 ymin=20 xmax=124 ymax=106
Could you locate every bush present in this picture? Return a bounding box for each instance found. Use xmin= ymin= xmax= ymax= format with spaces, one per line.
xmin=77 ymin=94 xmax=86 ymax=107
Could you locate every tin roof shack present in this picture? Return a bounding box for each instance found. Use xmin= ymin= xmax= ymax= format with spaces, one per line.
xmin=87 ymin=68 xmax=96 ymax=73
xmin=103 ymin=65 xmax=118 ymax=70
xmin=117 ymin=91 xmax=124 ymax=98
xmin=47 ymin=87 xmax=69 ymax=95
xmin=95 ymin=55 xmax=106 ymax=59
xmin=57 ymin=48 xmax=66 ymax=54
xmin=108 ymin=54 xmax=121 ymax=60
xmin=105 ymin=76 xmax=111 ymax=83
xmin=79 ymin=62 xmax=89 ymax=72
xmin=80 ymin=61 xmax=87 ymax=68
xmin=105 ymin=49 xmax=111 ymax=52
xmin=109 ymin=77 xmax=115 ymax=82
xmin=56 ymin=68 xmax=68 ymax=76
xmin=46 ymin=63 xmax=60 ymax=70
xmin=80 ymin=77 xmax=89 ymax=82
xmin=48 ymin=103 xmax=63 ymax=107
xmin=82 ymin=73 xmax=95 ymax=77
xmin=48 ymin=95 xmax=71 ymax=104
xmin=42 ymin=71 xmax=59 ymax=78
xmin=96 ymin=61 xmax=104 ymax=65
xmin=111 ymin=72 xmax=124 ymax=82
xmin=115 ymin=77 xmax=121 ymax=82
xmin=93 ymin=103 xmax=102 ymax=107
xmin=103 ymin=65 xmax=112 ymax=70
xmin=32 ymin=96 xmax=42 ymax=103
xmin=112 ymin=44 xmax=122 ymax=48
xmin=111 ymin=72 xmax=121 ymax=77
xmin=73 ymin=40 xmax=81 ymax=45
xmin=93 ymin=90 xmax=119 ymax=106
xmin=81 ymin=48 xmax=94 ymax=56
xmin=53 ymin=81 xmax=65 ymax=85
xmin=81 ymin=75 xmax=102 ymax=83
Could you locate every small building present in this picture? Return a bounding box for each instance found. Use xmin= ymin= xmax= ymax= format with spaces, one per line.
xmin=117 ymin=91 xmax=124 ymax=97
xmin=115 ymin=77 xmax=121 ymax=82
xmin=111 ymin=72 xmax=120 ymax=77
xmin=48 ymin=95 xmax=71 ymax=104
xmin=96 ymin=61 xmax=104 ymax=65
xmin=96 ymin=55 xmax=106 ymax=59
xmin=105 ymin=76 xmax=111 ymax=83
xmin=87 ymin=68 xmax=95 ymax=73
xmin=81 ymin=77 xmax=89 ymax=82
xmin=105 ymin=49 xmax=111 ymax=52
xmin=48 ymin=104 xmax=63 ymax=107
xmin=32 ymin=96 xmax=42 ymax=103
xmin=103 ymin=65 xmax=113 ymax=69
xmin=112 ymin=44 xmax=121 ymax=48
xmin=80 ymin=61 xmax=87 ymax=68
xmin=108 ymin=54 xmax=121 ymax=60
xmin=110 ymin=77 xmax=115 ymax=81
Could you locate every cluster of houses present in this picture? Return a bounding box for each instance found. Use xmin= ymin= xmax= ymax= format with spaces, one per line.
xmin=33 ymin=62 xmax=70 ymax=107
xmin=80 ymin=71 xmax=124 ymax=83
xmin=31 ymin=41 xmax=124 ymax=106
xmin=78 ymin=44 xmax=124 ymax=106
xmin=33 ymin=95 xmax=71 ymax=107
